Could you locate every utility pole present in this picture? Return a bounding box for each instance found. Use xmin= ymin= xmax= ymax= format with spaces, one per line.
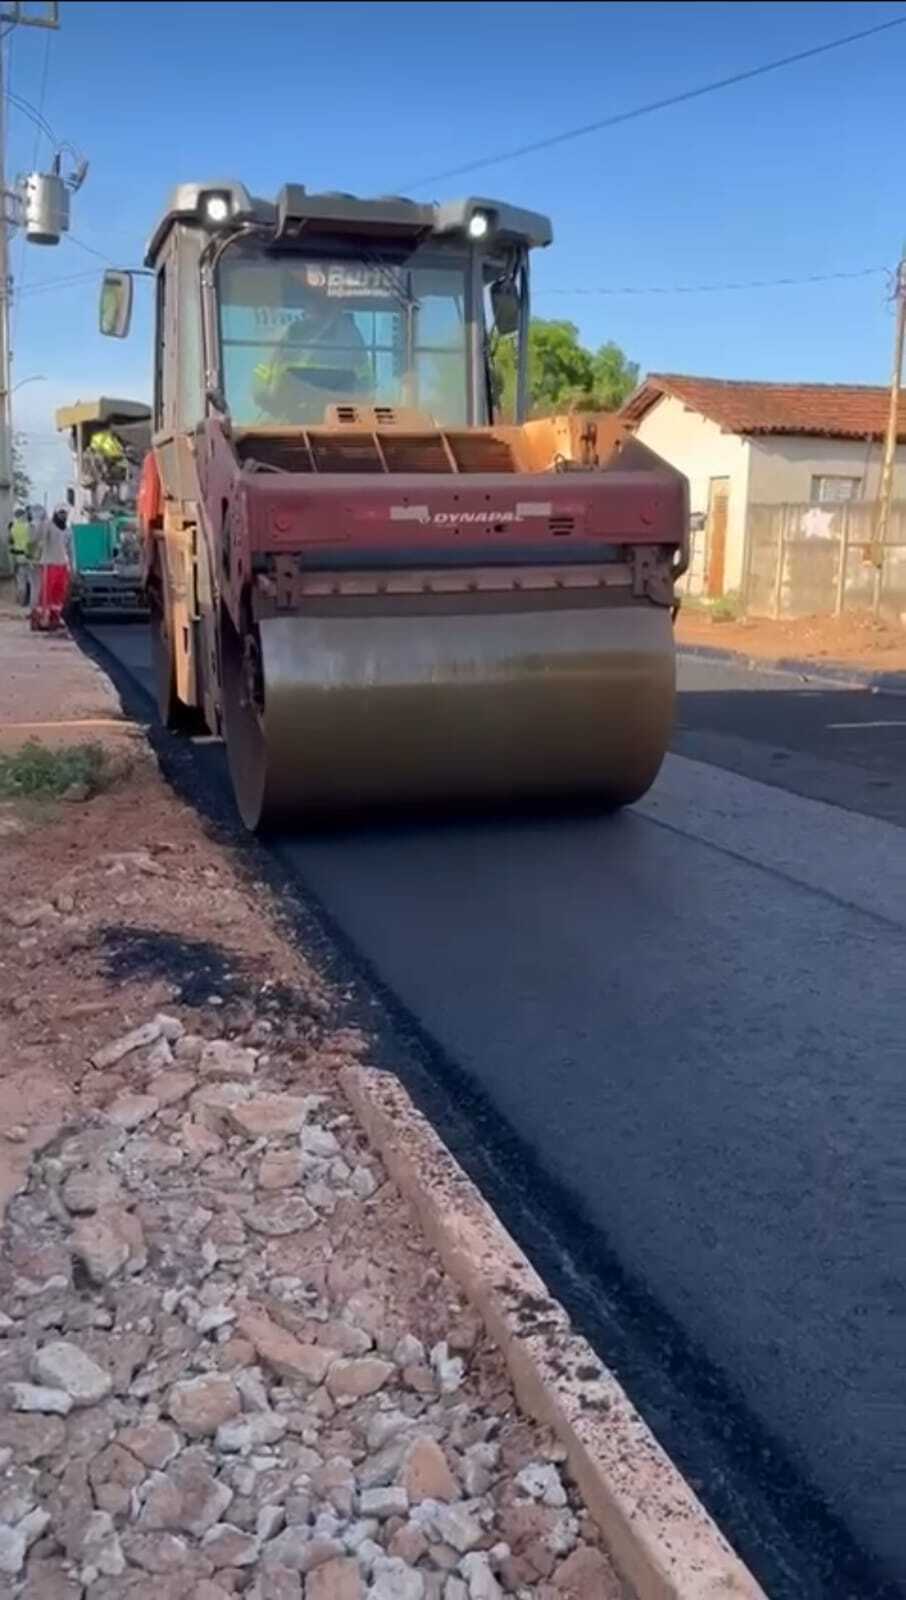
xmin=872 ymin=254 xmax=906 ymax=611
xmin=0 ymin=1 xmax=60 ymax=561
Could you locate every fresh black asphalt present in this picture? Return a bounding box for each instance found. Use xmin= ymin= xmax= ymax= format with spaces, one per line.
xmin=86 ymin=625 xmax=906 ymax=1598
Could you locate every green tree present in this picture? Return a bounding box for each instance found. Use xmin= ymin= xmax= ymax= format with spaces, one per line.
xmin=12 ymin=434 xmax=31 ymax=508
xmin=493 ymin=320 xmax=637 ymax=419
xmin=589 ymin=341 xmax=639 ymax=411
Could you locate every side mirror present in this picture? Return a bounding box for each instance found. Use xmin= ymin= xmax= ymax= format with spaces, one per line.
xmin=491 ymin=278 xmax=520 ymax=338
xmin=99 ymin=270 xmax=133 ymax=338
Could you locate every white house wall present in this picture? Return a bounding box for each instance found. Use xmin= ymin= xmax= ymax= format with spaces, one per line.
xmin=745 ymin=433 xmax=906 ymax=503
xmin=633 ymin=393 xmax=751 ymax=592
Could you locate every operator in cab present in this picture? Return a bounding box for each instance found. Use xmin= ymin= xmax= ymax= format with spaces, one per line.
xmin=252 ymin=268 xmax=373 ymax=423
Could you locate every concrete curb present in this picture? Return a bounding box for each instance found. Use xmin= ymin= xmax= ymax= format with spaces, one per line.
xmin=341 ymin=1063 xmax=767 ymax=1600
xmin=678 ymin=640 xmax=906 ymax=695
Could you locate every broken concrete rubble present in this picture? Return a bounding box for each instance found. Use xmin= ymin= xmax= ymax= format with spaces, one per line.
xmin=0 ymin=991 xmax=626 ymax=1599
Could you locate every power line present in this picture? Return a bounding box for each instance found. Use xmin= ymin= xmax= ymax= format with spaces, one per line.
xmin=31 ymin=31 xmax=50 ymax=166
xmin=536 ymin=266 xmax=890 ymax=298
xmin=5 ymin=88 xmax=55 ymax=145
xmin=400 ymin=13 xmax=906 ymax=188
xmin=13 ymin=35 xmax=53 ymax=347
xmin=18 ymin=268 xmax=97 ymax=296
xmin=66 ymin=233 xmax=113 ymax=264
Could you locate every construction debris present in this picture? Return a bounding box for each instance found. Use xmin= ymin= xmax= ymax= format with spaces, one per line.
xmin=0 ymin=751 xmax=626 ymax=1599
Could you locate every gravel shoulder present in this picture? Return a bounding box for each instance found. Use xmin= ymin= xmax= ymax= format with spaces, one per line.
xmin=0 ymin=624 xmax=627 ymax=1599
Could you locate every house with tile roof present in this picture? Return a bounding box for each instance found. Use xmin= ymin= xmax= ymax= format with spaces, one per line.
xmin=620 ymin=375 xmax=906 ymax=598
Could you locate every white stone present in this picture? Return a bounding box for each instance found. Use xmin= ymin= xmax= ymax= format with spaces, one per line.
xmin=257 ymin=1503 xmax=286 ymax=1541
xmin=345 ymin=1519 xmax=380 ymax=1552
xmin=174 ymin=1033 xmax=205 ymax=1061
xmin=350 ymin=1165 xmax=378 ymax=1200
xmin=367 ymin=1556 xmax=425 ymax=1600
xmin=430 ymin=1342 xmax=465 ymax=1395
xmin=461 ymin=1443 xmax=499 ymax=1498
xmin=300 ymin=1126 xmax=340 ymax=1158
xmin=247 ymin=1193 xmax=318 ymax=1237
xmin=0 ymin=1524 xmax=26 ymax=1576
xmin=155 ymin=1012 xmax=185 ymax=1041
xmin=313 ymin=1510 xmax=343 ymax=1541
xmin=393 ymin=1335 xmax=425 ymax=1369
xmin=92 ymin=1019 xmax=163 ymax=1069
xmin=199 ymin=1039 xmax=258 ymax=1081
xmin=197 ymin=1305 xmax=237 ymax=1335
xmin=544 ymin=1509 xmax=578 ymax=1556
xmin=106 ymin=1092 xmax=159 ymax=1130
xmin=201 ymin=1521 xmax=260 ymax=1566
xmin=411 ymin=1501 xmax=482 ymax=1554
xmin=145 ymin=1036 xmax=175 ymax=1071
xmin=18 ymin=1507 xmax=50 ymax=1550
xmin=355 ymin=1539 xmax=383 ymax=1577
xmin=365 ymin=1410 xmax=414 ymax=1452
xmin=306 ymin=1179 xmax=337 ymax=1214
xmin=235 ymin=1368 xmax=270 ymax=1412
xmin=80 ymin=1511 xmax=125 ymax=1577
xmin=359 ymin=1439 xmax=410 ymax=1491
xmin=7 ymin=1382 xmax=72 ymax=1415
xmin=359 ymin=1487 xmax=408 ymax=1520
xmin=264 ymin=1526 xmax=343 ymax=1572
xmin=216 ymin=1411 xmax=287 ymax=1453
xmin=61 ymin=1162 xmax=122 ymax=1215
xmin=32 ymin=1341 xmax=112 ymax=1405
xmin=515 ymin=1461 xmax=566 ymax=1508
xmin=445 ymin=1582 xmax=468 ymax=1600
xmin=460 ymin=1553 xmax=502 ymax=1600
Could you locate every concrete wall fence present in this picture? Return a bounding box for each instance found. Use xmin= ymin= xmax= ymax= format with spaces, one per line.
xmin=741 ymin=501 xmax=906 ymax=621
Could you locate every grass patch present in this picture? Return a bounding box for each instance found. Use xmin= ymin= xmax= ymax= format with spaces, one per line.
xmin=0 ymin=739 xmax=111 ymax=801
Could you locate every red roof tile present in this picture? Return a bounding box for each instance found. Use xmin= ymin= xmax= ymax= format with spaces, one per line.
xmin=621 ymin=373 xmax=904 ymax=441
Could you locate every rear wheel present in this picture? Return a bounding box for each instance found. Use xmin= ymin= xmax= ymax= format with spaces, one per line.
xmin=150 ymin=592 xmax=205 ymax=733
xmin=220 ymin=607 xmax=270 ymax=831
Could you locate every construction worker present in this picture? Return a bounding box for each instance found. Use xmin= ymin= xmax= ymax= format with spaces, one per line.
xmin=252 ymin=273 xmax=372 ymax=423
xmin=9 ymin=508 xmax=32 ymax=606
xmin=30 ymin=505 xmax=71 ymax=633
xmin=84 ymin=427 xmax=127 ymax=511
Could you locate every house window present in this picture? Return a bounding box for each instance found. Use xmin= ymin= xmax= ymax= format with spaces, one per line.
xmin=811 ymin=474 xmax=861 ymax=503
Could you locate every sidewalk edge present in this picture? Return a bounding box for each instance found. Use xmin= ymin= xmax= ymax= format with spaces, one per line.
xmin=678 ymin=641 xmax=906 ymax=695
xmin=341 ymin=1062 xmax=767 ymax=1600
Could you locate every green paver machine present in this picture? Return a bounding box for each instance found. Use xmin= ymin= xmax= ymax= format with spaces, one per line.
xmin=55 ymin=398 xmax=152 ymax=618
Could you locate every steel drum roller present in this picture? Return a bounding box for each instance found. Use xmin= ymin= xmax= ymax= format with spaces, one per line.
xmin=222 ymin=603 xmax=674 ymax=832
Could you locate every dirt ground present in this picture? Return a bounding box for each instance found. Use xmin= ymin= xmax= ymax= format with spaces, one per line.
xmin=0 ymin=620 xmax=624 ymax=1599
xmin=0 ymin=600 xmax=137 ymax=754
xmin=676 ymin=607 xmax=906 ymax=675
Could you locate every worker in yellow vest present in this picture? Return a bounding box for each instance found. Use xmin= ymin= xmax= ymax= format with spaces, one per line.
xmin=253 ymin=276 xmax=372 ymax=422
xmin=10 ymin=509 xmax=33 ymax=606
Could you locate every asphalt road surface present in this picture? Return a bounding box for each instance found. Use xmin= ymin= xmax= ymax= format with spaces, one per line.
xmin=89 ymin=626 xmax=906 ymax=1598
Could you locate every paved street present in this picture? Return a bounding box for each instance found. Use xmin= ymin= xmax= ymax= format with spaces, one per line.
xmin=675 ymin=652 xmax=906 ymax=824
xmin=88 ymin=626 xmax=906 ymax=1597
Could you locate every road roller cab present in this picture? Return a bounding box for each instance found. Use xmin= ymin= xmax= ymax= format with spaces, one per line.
xmin=99 ymin=180 xmax=688 ymax=829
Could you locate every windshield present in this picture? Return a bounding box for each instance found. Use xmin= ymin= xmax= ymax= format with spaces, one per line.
xmin=218 ymin=245 xmax=474 ymax=427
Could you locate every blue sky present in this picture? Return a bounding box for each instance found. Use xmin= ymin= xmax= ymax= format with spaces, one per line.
xmin=8 ymin=0 xmax=906 ymax=498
